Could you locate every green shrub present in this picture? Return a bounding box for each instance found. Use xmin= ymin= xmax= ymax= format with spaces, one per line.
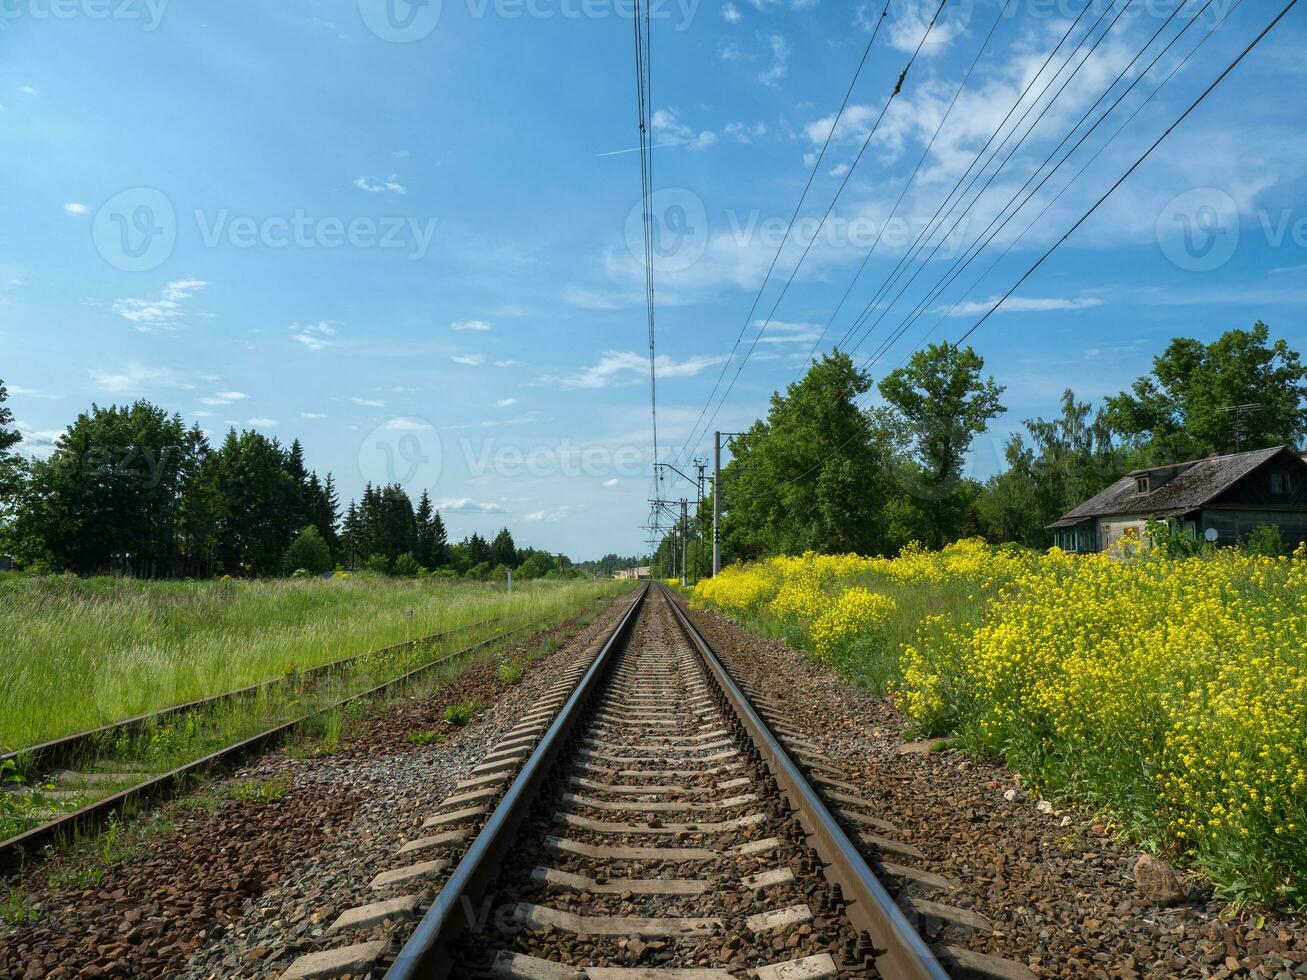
xmin=1244 ymin=524 xmax=1286 ymax=557
xmin=406 ymin=730 xmax=445 ymax=746
xmin=497 ymin=663 xmax=523 ymax=685
xmin=393 ymin=553 xmax=422 ymax=577
xmin=363 ymin=553 xmax=391 ymax=574
xmin=444 ymin=698 xmax=485 ymax=727
xmin=282 ymin=526 xmax=333 ymax=575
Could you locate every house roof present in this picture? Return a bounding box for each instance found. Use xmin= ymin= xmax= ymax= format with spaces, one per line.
xmin=1047 ymin=445 xmax=1294 ymax=529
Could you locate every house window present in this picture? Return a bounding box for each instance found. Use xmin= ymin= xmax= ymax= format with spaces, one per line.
xmin=1271 ymin=472 xmax=1294 ymax=495
xmin=1135 ymin=476 xmax=1150 ymax=494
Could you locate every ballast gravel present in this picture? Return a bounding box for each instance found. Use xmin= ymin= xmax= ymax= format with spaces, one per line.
xmin=676 ymin=596 xmax=1306 ymax=980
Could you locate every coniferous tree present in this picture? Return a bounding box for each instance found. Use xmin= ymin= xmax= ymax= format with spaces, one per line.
xmin=415 ymin=491 xmax=436 ymax=568
xmin=490 ymin=527 xmax=517 ymax=568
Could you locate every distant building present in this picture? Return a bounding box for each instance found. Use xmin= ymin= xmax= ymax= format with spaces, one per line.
xmin=1047 ymin=445 xmax=1307 ymax=553
xmin=613 ymin=566 xmax=652 ymax=580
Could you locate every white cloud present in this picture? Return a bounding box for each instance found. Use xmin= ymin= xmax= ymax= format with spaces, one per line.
xmin=451 ymin=354 xmax=486 ymax=366
xmin=722 ymin=1 xmax=741 ymax=21
xmin=354 ymin=174 xmax=407 ymax=194
xmin=193 ymin=410 xmax=215 ymax=418
xmin=496 ymin=397 xmax=517 ymax=407
xmin=603 ymin=477 xmax=620 ymax=487
xmin=451 ymin=319 xmax=492 ymax=332
xmin=936 ymin=296 xmax=1105 ymax=317
xmin=436 ymin=497 xmax=507 ymax=513
xmin=63 ymin=202 xmax=89 ymax=216
xmin=752 ymin=319 xmax=822 ymax=343
xmin=292 ymin=321 xmax=339 ymax=350
xmin=381 ymin=418 xmax=434 ymax=430
xmin=719 ymin=42 xmax=749 ymax=62
xmin=724 ymin=121 xmax=767 ymax=143
xmin=300 ymin=411 xmax=328 ymax=419
xmin=111 ymin=278 xmax=209 ymax=332
xmin=6 ymin=384 xmax=58 ymax=399
xmin=245 ymin=417 xmax=278 ymax=427
xmin=494 ymin=359 xmax=523 ymax=368
xmin=522 ymin=505 xmax=577 ymax=523
xmin=652 ymin=108 xmax=717 ymax=152
xmin=828 ymin=163 xmax=850 ymax=178
xmin=351 ymin=396 xmax=386 ymax=407
xmin=90 ymin=364 xmax=196 ymax=396
xmin=540 ymin=350 xmax=727 ymax=390
xmin=19 ymin=85 xmax=37 ymax=96
xmin=199 ymin=390 xmax=249 ymax=406
xmin=759 ymin=34 xmax=789 ymax=86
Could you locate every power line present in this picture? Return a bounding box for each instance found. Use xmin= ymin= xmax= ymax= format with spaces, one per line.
xmin=842 ymin=0 xmax=1133 ymax=358
xmin=856 ymin=0 xmax=1216 ymax=370
xmin=875 ymin=0 xmax=1246 ymax=374
xmin=795 ymin=0 xmax=1017 ymax=379
xmin=719 ymin=0 xmax=1284 ymax=508
xmin=952 ymin=0 xmax=1297 ymax=348
xmin=674 ymin=0 xmax=893 ymax=466
xmin=680 ymin=0 xmax=947 ymax=466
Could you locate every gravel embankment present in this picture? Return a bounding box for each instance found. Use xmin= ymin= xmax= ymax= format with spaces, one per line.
xmin=678 ymin=597 xmax=1306 ymax=980
xmin=0 ymin=593 xmax=635 ymax=980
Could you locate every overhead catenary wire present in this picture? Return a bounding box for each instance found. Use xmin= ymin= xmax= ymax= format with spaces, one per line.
xmin=879 ymin=0 xmax=1247 ymax=373
xmin=673 ymin=0 xmax=893 ymax=467
xmin=717 ymin=0 xmax=1286 ymax=509
xmin=951 ymin=0 xmax=1299 ymax=349
xmin=794 ymin=0 xmax=1017 ymax=379
xmin=841 ymin=0 xmax=1135 ymax=359
xmin=680 ymin=0 xmax=948 ymax=467
xmin=855 ymin=0 xmax=1215 ymax=370
xmin=822 ymin=0 xmax=1103 ymax=358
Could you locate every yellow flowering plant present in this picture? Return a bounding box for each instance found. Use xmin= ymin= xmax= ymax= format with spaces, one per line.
xmin=694 ymin=540 xmax=1307 ymax=907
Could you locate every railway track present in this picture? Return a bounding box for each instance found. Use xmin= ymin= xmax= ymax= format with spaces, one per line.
xmin=281 ymin=585 xmax=1031 ymax=980
xmin=0 ymin=617 xmax=548 ymax=871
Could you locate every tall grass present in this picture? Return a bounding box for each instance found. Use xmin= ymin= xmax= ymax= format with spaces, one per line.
xmin=0 ymin=573 xmax=628 ymax=751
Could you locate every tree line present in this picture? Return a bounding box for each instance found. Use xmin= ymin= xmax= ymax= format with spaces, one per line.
xmin=0 ymin=392 xmax=582 ymax=580
xmin=648 ymin=321 xmax=1306 ymax=574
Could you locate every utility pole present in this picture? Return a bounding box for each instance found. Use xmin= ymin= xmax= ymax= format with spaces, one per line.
xmin=1219 ymin=403 xmax=1260 ymax=452
xmin=712 ymin=432 xmax=744 ymax=577
xmin=713 ymin=432 xmax=722 ymax=577
xmin=695 ymin=460 xmax=707 ymax=583
xmin=680 ymin=499 xmax=689 ymax=587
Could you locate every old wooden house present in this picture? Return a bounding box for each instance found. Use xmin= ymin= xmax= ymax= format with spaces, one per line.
xmin=1047 ymin=445 xmax=1307 ymax=553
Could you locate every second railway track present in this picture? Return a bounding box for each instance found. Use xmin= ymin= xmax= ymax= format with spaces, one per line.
xmin=281 ymin=584 xmax=1030 ymax=980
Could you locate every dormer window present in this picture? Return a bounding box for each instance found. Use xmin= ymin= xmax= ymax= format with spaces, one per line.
xmin=1271 ymin=472 xmax=1294 ymax=495
xmin=1135 ymin=476 xmax=1150 ymax=494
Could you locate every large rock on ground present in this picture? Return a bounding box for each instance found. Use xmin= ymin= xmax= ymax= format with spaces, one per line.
xmin=1133 ymin=853 xmax=1187 ymax=905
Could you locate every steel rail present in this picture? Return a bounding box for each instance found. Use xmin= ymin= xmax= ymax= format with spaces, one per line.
xmin=661 ymin=584 xmax=950 ymax=980
xmin=0 ymin=617 xmax=553 ymax=873
xmin=2 ymin=616 xmax=504 ymax=775
xmin=386 ymin=584 xmax=650 ymax=980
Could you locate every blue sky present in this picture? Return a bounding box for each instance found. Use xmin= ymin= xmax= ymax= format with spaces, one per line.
xmin=2 ymin=0 xmax=1306 ymax=558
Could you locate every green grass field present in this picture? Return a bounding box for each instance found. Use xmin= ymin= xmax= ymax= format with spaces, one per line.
xmin=0 ymin=572 xmax=629 ymax=752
